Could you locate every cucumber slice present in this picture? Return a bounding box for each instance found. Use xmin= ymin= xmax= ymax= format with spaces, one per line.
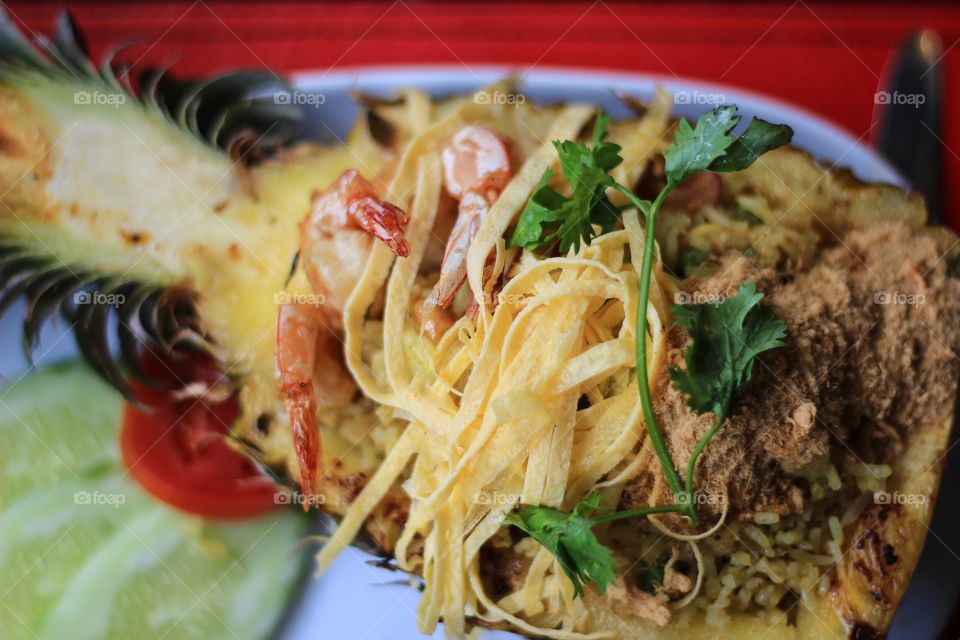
xmin=0 ymin=362 xmax=307 ymax=640
xmin=0 ymin=361 xmax=123 ymax=505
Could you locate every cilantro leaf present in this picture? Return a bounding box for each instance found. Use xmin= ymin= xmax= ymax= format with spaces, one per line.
xmin=709 ymin=117 xmax=794 ymax=173
xmin=504 ymin=492 xmax=617 ymax=597
xmin=588 ymin=112 xmax=623 ymax=170
xmin=638 ymin=560 xmax=666 ymax=595
xmin=662 ymin=106 xmax=739 ymax=186
xmin=732 ymin=204 xmax=763 ymax=226
xmin=668 ymin=282 xmax=786 ymax=420
xmin=507 ymin=169 xmax=567 ymax=248
xmin=509 ymin=112 xmax=622 ymax=253
xmin=663 ymin=107 xmax=793 ymax=186
xmin=548 ymin=185 xmax=619 ymax=253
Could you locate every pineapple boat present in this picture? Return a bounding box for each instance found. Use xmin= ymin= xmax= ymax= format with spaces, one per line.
xmin=2 ymin=13 xmax=959 ymax=640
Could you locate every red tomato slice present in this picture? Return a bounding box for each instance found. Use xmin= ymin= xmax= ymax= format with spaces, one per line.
xmin=120 ymin=351 xmax=280 ymax=520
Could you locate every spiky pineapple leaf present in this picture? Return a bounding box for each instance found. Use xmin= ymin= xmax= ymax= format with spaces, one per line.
xmin=0 ymin=9 xmax=304 ymax=160
xmin=0 ymin=239 xmax=206 ymax=402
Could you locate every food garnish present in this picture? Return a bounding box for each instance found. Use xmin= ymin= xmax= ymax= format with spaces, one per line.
xmin=507 ymin=105 xmax=792 ymax=596
xmin=0 ymin=362 xmax=308 ymax=639
xmin=509 ymin=112 xmax=622 ymax=253
xmin=669 ymin=281 xmax=787 ymax=499
xmin=505 ymin=491 xmax=685 ymax=597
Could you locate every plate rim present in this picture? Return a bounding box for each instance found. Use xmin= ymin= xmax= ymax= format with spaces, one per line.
xmin=291 ymin=63 xmax=906 ymax=190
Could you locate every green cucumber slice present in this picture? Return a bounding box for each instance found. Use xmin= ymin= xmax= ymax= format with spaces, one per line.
xmin=0 ymin=362 xmax=307 ymax=640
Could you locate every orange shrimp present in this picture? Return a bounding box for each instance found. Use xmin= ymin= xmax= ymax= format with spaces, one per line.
xmin=276 ymin=169 xmax=409 ymax=501
xmin=424 ymin=126 xmax=511 ymax=310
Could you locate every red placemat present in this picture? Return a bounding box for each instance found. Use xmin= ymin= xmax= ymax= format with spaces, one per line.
xmin=8 ymin=1 xmax=960 ymax=229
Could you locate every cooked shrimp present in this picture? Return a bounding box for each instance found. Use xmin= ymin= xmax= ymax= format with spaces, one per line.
xmin=424 ymin=126 xmax=511 ymax=310
xmin=413 ymin=299 xmax=454 ymax=343
xmin=276 ymin=169 xmax=409 ymax=501
xmin=276 ymin=303 xmax=356 ymax=500
xmin=300 ymin=169 xmax=410 ymax=325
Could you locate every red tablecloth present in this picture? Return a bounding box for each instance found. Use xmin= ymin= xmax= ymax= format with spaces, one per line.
xmin=10 ymin=1 xmax=960 ymax=229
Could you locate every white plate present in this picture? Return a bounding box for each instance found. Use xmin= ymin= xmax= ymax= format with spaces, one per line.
xmin=2 ymin=67 xmax=955 ymax=640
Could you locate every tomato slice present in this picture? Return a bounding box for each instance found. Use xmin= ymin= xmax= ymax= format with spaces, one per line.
xmin=120 ymin=351 xmax=280 ymax=520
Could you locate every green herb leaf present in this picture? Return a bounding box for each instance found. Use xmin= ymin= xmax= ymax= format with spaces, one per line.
xmin=732 ymin=204 xmax=763 ymax=226
xmin=668 ymin=282 xmax=786 ymax=421
xmin=638 ymin=560 xmax=667 ymax=595
xmin=680 ymin=248 xmax=709 ymax=275
xmin=504 ymin=492 xmax=617 ymax=597
xmin=507 ymin=169 xmax=566 ymax=248
xmin=664 ymin=107 xmax=793 ymax=187
xmin=662 ymin=106 xmax=739 ymax=186
xmin=708 ymin=117 xmax=794 ymax=173
xmin=509 ymin=112 xmax=622 ymax=253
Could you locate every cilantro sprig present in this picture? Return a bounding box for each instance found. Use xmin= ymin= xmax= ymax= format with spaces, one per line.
xmin=504 ymin=492 xmax=686 ymax=597
xmin=670 ymin=282 xmax=786 ymax=499
xmin=509 ymin=113 xmax=623 ymax=253
xmin=670 ymin=282 xmax=786 ymax=422
xmin=504 ymin=104 xmax=792 ymax=598
xmin=504 ymin=492 xmax=616 ymax=597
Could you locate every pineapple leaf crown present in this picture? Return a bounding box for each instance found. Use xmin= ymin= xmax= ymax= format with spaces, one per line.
xmin=0 ymin=239 xmax=209 ymax=403
xmin=0 ymin=10 xmax=304 ymax=161
xmin=0 ymin=12 xmax=307 ymax=401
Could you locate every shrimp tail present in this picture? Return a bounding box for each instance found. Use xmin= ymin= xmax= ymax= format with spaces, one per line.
xmin=276 ymin=303 xmax=323 ymax=506
xmin=424 ymin=265 xmax=467 ymax=310
xmin=349 ymin=196 xmax=411 ymax=257
xmin=283 ymin=382 xmax=320 ymax=509
xmin=424 ymin=195 xmax=483 ymax=309
xmin=307 ymin=168 xmax=411 ymax=258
